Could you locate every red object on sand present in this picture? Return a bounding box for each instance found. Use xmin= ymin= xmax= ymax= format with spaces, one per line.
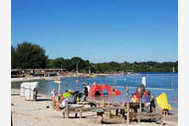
xmin=89 ymin=84 xmax=122 ymax=97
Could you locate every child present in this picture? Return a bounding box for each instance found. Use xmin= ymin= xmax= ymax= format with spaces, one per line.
xmin=50 ymin=88 xmax=56 ymax=109
xmin=50 ymin=88 xmax=56 ymax=101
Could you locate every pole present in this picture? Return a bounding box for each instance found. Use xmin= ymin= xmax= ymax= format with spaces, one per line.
xmin=89 ymin=66 xmax=91 ymax=74
xmin=138 ymin=98 xmax=142 ymax=123
xmin=61 ymin=64 xmax=62 ymax=72
xmin=126 ymin=85 xmax=129 ymax=124
xmin=58 ymin=78 xmax=61 ymax=94
xmin=11 ymin=112 xmax=13 ymax=126
xmin=76 ymin=62 xmax=79 ymax=74
xmin=58 ymin=83 xmax=61 ymax=94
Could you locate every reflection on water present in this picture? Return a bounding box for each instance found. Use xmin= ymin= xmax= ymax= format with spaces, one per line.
xmin=11 ymin=72 xmax=178 ymax=107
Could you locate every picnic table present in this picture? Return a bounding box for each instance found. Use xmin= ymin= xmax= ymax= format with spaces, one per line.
xmin=61 ymin=101 xmax=161 ymax=124
xmin=62 ymin=104 xmax=84 ymax=118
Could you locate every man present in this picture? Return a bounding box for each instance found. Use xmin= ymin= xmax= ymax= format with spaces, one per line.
xmin=150 ymin=95 xmax=156 ymax=112
xmin=86 ymin=83 xmax=91 ymax=94
xmin=142 ymin=75 xmax=146 ymax=87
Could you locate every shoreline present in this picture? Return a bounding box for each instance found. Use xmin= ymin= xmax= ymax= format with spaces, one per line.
xmin=11 ymin=72 xmax=178 ymax=83
xmin=11 ymin=76 xmax=64 ymax=82
xmin=11 ymin=73 xmax=113 ymax=82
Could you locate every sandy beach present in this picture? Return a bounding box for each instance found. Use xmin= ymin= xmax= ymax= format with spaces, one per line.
xmin=11 ymin=89 xmax=178 ymax=126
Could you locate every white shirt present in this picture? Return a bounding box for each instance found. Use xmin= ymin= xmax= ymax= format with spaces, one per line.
xmin=142 ymin=76 xmax=146 ymax=87
xmin=86 ymin=85 xmax=90 ymax=92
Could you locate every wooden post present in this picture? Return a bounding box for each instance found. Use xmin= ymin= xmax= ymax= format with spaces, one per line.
xmin=54 ymin=79 xmax=61 ymax=94
xmin=62 ymin=110 xmax=65 ymax=118
xmin=58 ymin=83 xmax=61 ymax=94
xmin=11 ymin=112 xmax=13 ymax=126
xmin=126 ymin=86 xmax=130 ymax=124
xmin=79 ymin=108 xmax=82 ymax=119
xmin=58 ymin=77 xmax=62 ymax=94
xmin=65 ymin=105 xmax=69 ymax=118
xmin=138 ymin=99 xmax=142 ymax=123
xmin=127 ymin=103 xmax=130 ymax=124
xmin=107 ymin=108 xmax=111 ymax=119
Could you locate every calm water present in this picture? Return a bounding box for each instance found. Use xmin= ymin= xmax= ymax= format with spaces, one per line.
xmin=11 ymin=72 xmax=178 ymax=107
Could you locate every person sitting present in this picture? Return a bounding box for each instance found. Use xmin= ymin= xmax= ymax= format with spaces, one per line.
xmin=130 ymin=93 xmax=139 ymax=112
xmin=142 ymin=91 xmax=151 ymax=112
xmin=131 ymin=93 xmax=139 ymax=103
xmin=55 ymin=93 xmax=74 ymax=111
xmin=63 ymin=90 xmax=73 ymax=99
xmin=55 ymin=96 xmax=65 ymax=111
xmin=72 ymin=91 xmax=83 ymax=104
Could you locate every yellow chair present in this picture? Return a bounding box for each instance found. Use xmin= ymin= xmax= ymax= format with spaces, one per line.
xmin=156 ymin=93 xmax=172 ymax=111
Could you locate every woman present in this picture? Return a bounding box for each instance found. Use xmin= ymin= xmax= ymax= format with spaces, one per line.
xmin=50 ymin=88 xmax=56 ymax=101
xmin=50 ymin=88 xmax=56 ymax=109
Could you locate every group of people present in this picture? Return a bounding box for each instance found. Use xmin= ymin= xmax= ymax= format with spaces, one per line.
xmin=50 ymin=89 xmax=75 ymax=111
xmin=49 ymin=82 xmax=156 ymax=113
xmin=49 ymin=83 xmax=91 ymax=111
xmin=130 ymin=90 xmax=156 ymax=112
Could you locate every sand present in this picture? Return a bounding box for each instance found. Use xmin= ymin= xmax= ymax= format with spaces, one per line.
xmin=11 ymin=89 xmax=178 ymax=126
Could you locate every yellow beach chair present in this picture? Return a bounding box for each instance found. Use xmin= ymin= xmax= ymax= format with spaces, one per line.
xmin=156 ymin=93 xmax=172 ymax=111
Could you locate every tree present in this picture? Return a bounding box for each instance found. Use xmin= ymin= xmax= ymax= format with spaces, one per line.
xmin=14 ymin=42 xmax=48 ymax=69
xmin=11 ymin=42 xmax=178 ymax=72
xmin=70 ymin=57 xmax=90 ymax=72
xmin=11 ymin=46 xmax=17 ymax=68
xmin=47 ymin=59 xmax=55 ymax=68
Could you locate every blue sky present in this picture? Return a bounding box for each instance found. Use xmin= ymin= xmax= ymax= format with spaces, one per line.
xmin=11 ymin=0 xmax=178 ymax=63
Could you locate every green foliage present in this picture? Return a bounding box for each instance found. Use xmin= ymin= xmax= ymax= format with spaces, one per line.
xmin=11 ymin=42 xmax=48 ymax=69
xmin=11 ymin=46 xmax=17 ymax=68
xmin=46 ymin=57 xmax=90 ymax=72
xmin=11 ymin=42 xmax=178 ymax=72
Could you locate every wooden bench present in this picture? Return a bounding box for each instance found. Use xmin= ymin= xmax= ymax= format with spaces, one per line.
xmin=62 ymin=104 xmax=84 ymax=118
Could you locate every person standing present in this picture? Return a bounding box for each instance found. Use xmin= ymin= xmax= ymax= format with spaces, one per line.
xmin=86 ymin=83 xmax=90 ymax=94
xmin=50 ymin=88 xmax=56 ymax=109
xmin=150 ymin=95 xmax=156 ymax=112
xmin=50 ymin=88 xmax=56 ymax=101
xmin=142 ymin=75 xmax=146 ymax=87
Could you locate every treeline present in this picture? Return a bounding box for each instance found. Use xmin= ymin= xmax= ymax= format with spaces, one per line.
xmin=11 ymin=42 xmax=178 ymax=73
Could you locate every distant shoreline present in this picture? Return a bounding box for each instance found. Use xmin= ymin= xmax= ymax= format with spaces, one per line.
xmin=11 ymin=72 xmax=178 ymax=83
xmin=11 ymin=73 xmax=113 ymax=82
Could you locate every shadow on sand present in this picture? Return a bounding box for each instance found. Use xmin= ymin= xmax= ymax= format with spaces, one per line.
xmin=36 ymin=98 xmax=51 ymax=102
xmin=11 ymin=93 xmax=20 ymax=96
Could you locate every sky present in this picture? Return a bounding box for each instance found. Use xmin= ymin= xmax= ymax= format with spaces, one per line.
xmin=11 ymin=0 xmax=178 ymax=63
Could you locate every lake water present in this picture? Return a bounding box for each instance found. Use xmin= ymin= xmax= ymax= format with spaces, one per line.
xmin=11 ymin=72 xmax=178 ymax=107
